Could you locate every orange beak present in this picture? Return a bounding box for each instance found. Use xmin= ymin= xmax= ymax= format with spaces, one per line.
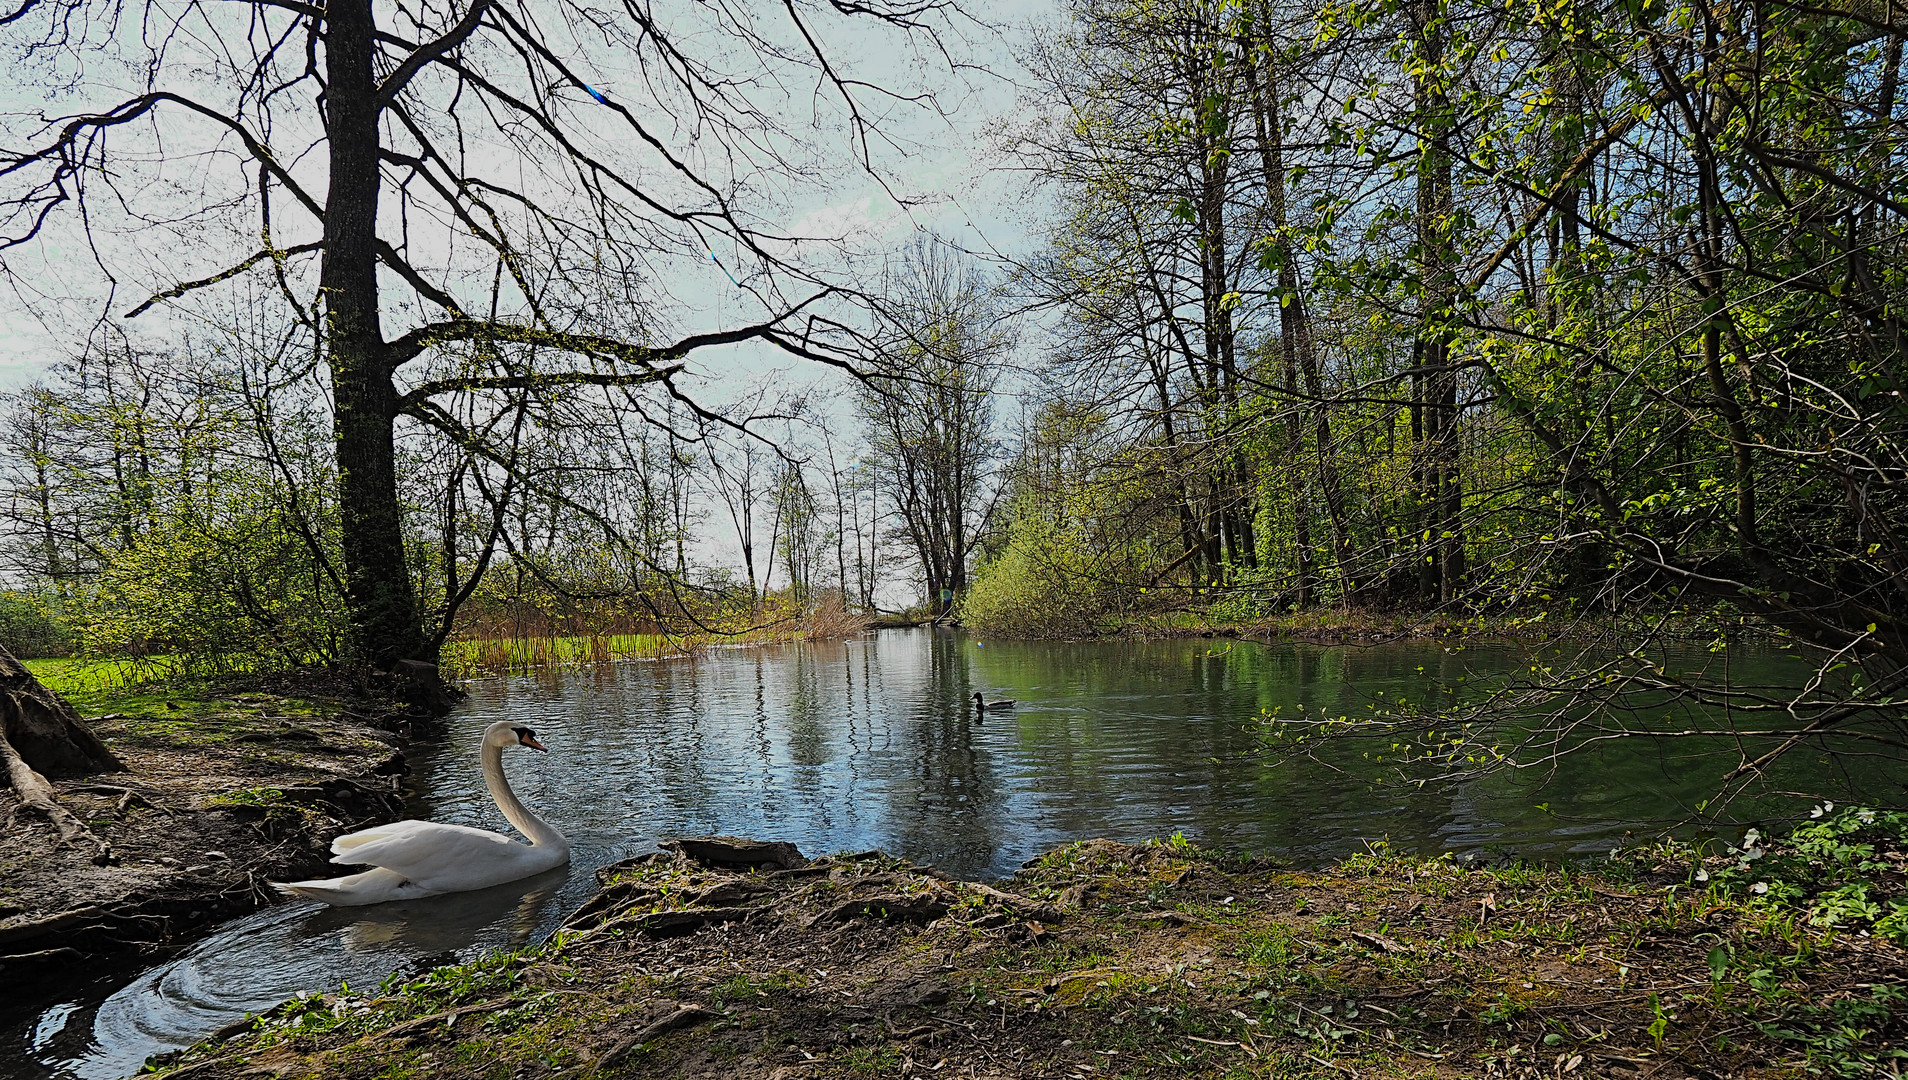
xmin=520 ymin=735 xmax=548 ymax=751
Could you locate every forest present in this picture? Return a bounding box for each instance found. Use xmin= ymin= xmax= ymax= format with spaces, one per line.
xmin=0 ymin=0 xmax=1901 ymax=758
xmin=4 ymin=0 xmax=1908 ymax=1076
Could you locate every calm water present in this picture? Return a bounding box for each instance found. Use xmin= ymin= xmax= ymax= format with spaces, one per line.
xmin=5 ymin=630 xmax=1870 ymax=1078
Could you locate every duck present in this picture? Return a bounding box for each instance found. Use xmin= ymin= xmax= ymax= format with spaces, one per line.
xmin=274 ymin=721 xmax=570 ymax=906
xmin=973 ymin=692 xmax=1017 ymax=712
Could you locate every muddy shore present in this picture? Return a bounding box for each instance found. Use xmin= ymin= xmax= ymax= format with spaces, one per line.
xmin=0 ymin=682 xmax=413 ymax=972
xmin=145 ymin=835 xmax=1906 ymax=1080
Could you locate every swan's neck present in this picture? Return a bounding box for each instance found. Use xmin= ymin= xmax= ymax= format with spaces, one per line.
xmin=481 ymin=743 xmax=567 ymax=851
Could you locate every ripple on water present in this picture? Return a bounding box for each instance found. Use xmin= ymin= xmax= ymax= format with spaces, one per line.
xmin=34 ymin=868 xmax=574 ymax=1080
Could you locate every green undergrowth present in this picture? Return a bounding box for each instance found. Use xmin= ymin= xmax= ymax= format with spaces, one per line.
xmin=1681 ymin=804 xmax=1908 ymax=944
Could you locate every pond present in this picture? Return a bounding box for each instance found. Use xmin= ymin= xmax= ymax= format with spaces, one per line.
xmin=5 ymin=629 xmax=1868 ymax=1078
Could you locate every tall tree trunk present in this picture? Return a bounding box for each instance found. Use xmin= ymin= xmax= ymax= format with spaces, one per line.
xmin=1202 ymin=142 xmax=1256 ymax=574
xmin=325 ymin=0 xmax=423 ymax=667
xmin=1412 ymin=0 xmax=1464 ymax=604
xmin=1243 ymin=16 xmax=1349 ymax=605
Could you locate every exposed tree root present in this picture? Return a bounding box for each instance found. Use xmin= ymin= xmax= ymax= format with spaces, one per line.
xmin=0 ymin=643 xmax=121 ymax=859
xmin=0 ymin=733 xmax=110 ymax=860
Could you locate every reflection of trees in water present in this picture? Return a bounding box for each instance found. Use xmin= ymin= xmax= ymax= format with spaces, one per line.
xmin=432 ymin=632 xmax=1870 ymax=878
xmin=785 ymin=642 xmax=835 ymax=770
xmin=877 ymin=629 xmax=1002 ymax=871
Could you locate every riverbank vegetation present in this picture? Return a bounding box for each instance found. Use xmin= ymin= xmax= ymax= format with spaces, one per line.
xmin=147 ymin=822 xmax=1907 ymax=1080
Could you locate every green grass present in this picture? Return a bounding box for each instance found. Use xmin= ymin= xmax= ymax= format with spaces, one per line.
xmin=25 ymin=656 xmax=180 ymax=697
xmin=439 ymin=632 xmax=686 ymax=676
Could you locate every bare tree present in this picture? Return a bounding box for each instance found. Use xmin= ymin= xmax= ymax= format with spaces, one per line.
xmin=0 ymin=0 xmax=968 ymax=667
xmin=858 ymin=234 xmax=1008 ymax=611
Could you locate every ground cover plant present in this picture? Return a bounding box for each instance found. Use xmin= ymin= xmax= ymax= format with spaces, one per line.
xmin=146 ymin=826 xmax=1906 ymax=1080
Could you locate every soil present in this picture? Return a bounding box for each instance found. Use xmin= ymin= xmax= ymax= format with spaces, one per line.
xmin=0 ymin=682 xmax=412 ymax=970
xmin=146 ymin=837 xmax=1907 ymax=1080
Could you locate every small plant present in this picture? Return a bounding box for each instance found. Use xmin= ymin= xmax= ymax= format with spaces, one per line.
xmin=710 ymin=970 xmax=801 ymax=1005
xmin=204 ymin=786 xmax=285 ymax=808
xmin=1645 ymin=993 xmax=1669 ymax=1048
xmin=1479 ymin=992 xmax=1527 ymax=1026
xmin=1704 ymin=806 xmax=1908 ymax=944
xmin=1755 ymin=984 xmax=1908 ymax=1077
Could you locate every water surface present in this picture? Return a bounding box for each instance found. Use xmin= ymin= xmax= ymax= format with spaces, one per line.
xmin=6 ymin=630 xmax=1867 ymax=1078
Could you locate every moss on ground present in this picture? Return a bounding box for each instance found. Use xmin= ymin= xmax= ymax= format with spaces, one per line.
xmin=146 ymin=833 xmax=1906 ymax=1080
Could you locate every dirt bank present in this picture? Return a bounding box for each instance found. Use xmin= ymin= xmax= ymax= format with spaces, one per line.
xmin=0 ymin=681 xmax=412 ymax=969
xmin=148 ymin=834 xmax=1905 ymax=1079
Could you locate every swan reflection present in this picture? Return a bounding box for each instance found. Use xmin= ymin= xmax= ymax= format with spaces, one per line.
xmin=320 ymin=864 xmax=570 ymax=953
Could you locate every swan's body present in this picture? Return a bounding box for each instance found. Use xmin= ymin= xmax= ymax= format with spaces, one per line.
xmin=973 ymin=692 xmax=1016 ymax=712
xmin=275 ymin=722 xmax=569 ymax=907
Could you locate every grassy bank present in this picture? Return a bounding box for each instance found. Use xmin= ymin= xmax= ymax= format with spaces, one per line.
xmin=146 ymin=822 xmax=1906 ymax=1080
xmin=1123 ymin=608 xmax=1782 ymax=647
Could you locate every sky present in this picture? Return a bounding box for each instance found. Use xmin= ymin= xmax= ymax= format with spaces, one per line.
xmin=0 ymin=0 xmax=1058 ymax=395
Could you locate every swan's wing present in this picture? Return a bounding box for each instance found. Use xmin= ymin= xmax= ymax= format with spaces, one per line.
xmin=328 ymin=820 xmax=520 ymax=884
xmin=331 ymin=819 xmax=436 ymax=856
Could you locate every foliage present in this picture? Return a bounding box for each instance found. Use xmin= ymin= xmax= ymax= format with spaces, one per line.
xmin=0 ymin=591 xmax=71 ymax=658
xmin=965 ymin=512 xmax=1121 ymax=637
xmin=80 ymin=501 xmax=345 ymax=671
xmin=1702 ymin=806 xmax=1908 ymax=945
xmin=995 ymin=0 xmax=1908 ymax=805
xmin=965 ymin=408 xmax=1175 ymax=635
xmin=1754 ymin=984 xmax=1908 ymax=1078
xmin=0 ymin=344 xmax=350 ymax=672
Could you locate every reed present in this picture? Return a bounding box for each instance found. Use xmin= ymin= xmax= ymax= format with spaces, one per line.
xmin=439 ymin=592 xmax=874 ymax=677
xmin=440 ymin=631 xmax=693 ymax=677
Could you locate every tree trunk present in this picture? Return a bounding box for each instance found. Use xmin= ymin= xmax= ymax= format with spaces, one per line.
xmin=1412 ymin=0 xmax=1463 ymax=604
xmin=324 ymin=0 xmax=425 ymax=668
xmin=0 ymin=643 xmax=120 ymax=852
xmin=0 ymin=649 xmax=119 ymax=777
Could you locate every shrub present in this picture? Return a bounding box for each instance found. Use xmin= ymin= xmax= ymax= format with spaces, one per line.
xmin=0 ymin=591 xmax=72 ymax=657
xmin=962 ymin=511 xmax=1129 ymax=637
xmin=77 ymin=501 xmax=346 ymax=672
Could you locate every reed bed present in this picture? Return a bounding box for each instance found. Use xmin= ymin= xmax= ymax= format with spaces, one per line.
xmin=439 ymin=631 xmax=696 ymax=677
xmin=440 ymin=595 xmax=874 ymax=677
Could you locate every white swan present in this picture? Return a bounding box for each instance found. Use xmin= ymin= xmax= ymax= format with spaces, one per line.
xmin=275 ymin=721 xmax=570 ymax=907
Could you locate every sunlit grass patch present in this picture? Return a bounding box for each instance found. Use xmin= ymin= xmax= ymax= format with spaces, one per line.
xmin=26 ymin=655 xmax=179 ymax=697
xmin=439 ymin=632 xmax=689 ymax=676
xmin=203 ymin=786 xmax=286 ymax=808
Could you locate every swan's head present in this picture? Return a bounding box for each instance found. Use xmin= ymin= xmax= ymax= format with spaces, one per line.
xmin=973 ymin=692 xmax=984 ymax=703
xmin=483 ymin=720 xmax=548 ymax=751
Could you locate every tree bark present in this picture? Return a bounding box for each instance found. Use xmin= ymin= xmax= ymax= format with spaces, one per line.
xmin=324 ymin=0 xmax=425 ymax=668
xmin=1412 ymin=0 xmax=1464 ymax=604
xmin=0 ymin=643 xmax=120 ymax=851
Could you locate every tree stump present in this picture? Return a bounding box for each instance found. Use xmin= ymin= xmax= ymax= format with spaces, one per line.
xmin=0 ymin=644 xmax=121 ymax=852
